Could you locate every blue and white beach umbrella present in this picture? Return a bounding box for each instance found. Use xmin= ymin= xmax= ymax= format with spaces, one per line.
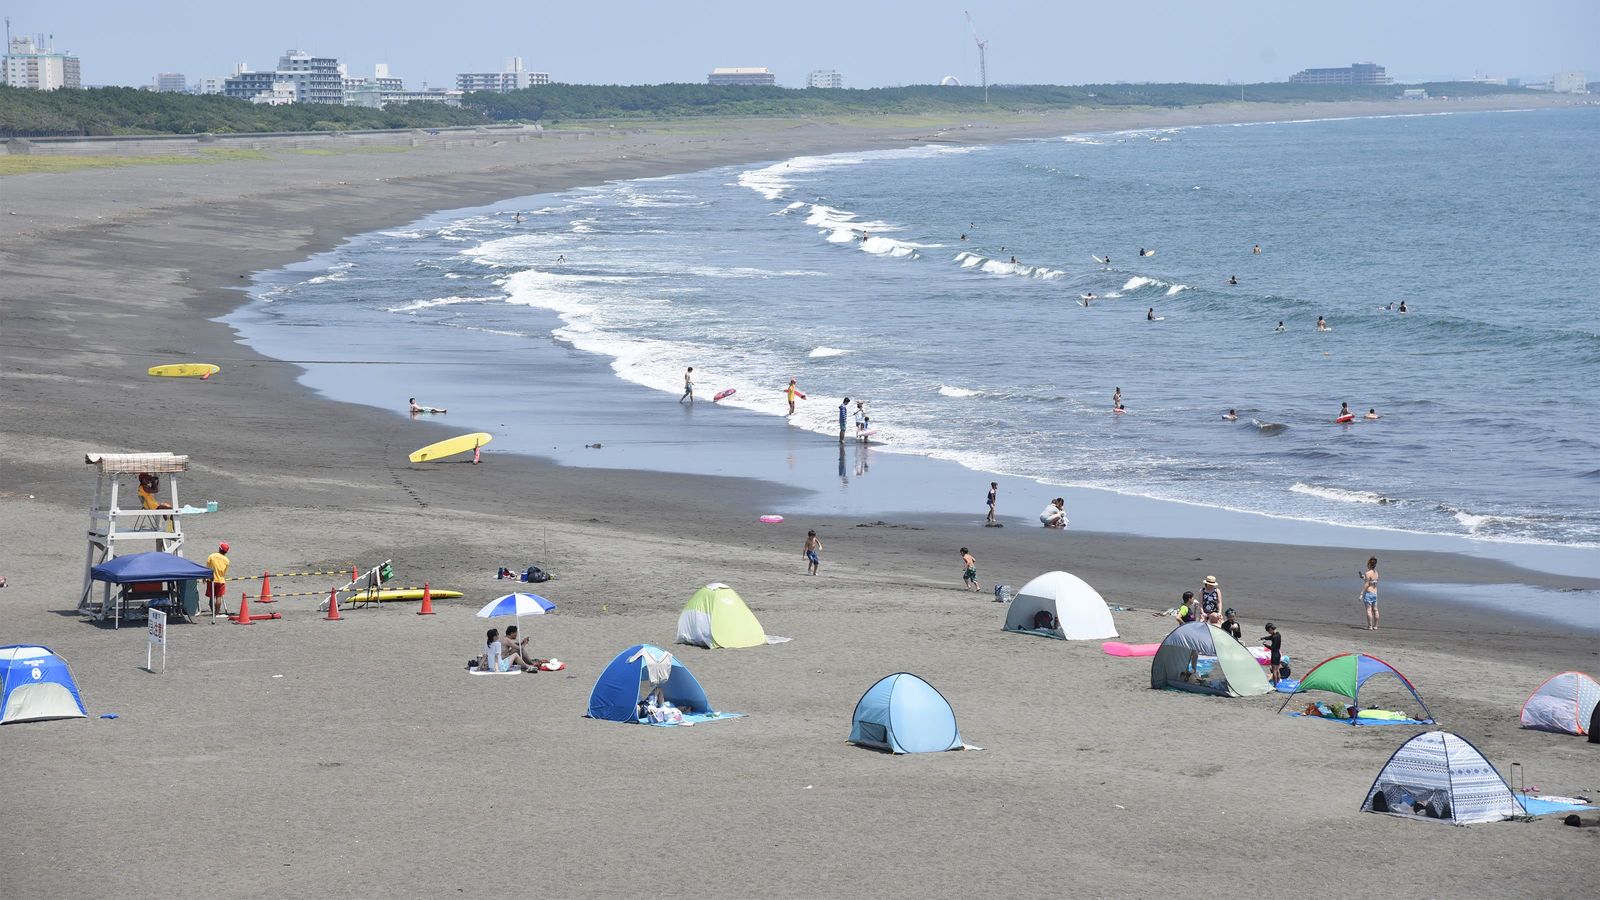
xmin=476 ymin=593 xmax=557 ymax=620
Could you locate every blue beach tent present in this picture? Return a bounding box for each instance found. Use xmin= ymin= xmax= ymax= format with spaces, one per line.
xmin=849 ymin=673 xmax=963 ymax=754
xmin=586 ymin=644 xmax=711 ymax=723
xmin=0 ymin=645 xmax=88 ymax=725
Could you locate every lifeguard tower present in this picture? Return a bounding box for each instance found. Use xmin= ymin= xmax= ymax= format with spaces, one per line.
xmin=80 ymin=452 xmax=193 ymax=621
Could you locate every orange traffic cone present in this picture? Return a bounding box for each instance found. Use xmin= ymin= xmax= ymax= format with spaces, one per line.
xmin=352 ymin=565 xmax=359 ymax=584
xmin=231 ymin=592 xmax=255 ymax=625
xmin=258 ymin=571 xmax=274 ymax=603
xmin=325 ymin=587 xmax=342 ymax=621
xmin=417 ymin=582 xmax=436 ymax=616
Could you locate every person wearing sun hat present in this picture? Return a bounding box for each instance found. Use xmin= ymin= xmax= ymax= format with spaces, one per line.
xmin=205 ymin=541 xmax=231 ymax=618
xmin=1199 ymin=575 xmax=1222 ymax=617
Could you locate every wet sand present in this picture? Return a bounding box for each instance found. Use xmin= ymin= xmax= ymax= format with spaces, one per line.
xmin=2 ymin=99 xmax=1597 ymax=899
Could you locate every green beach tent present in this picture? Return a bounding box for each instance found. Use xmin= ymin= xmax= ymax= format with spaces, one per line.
xmin=675 ymin=583 xmax=766 ymax=649
xmin=1150 ymin=622 xmax=1273 ymax=697
xmin=1278 ymin=652 xmax=1434 ymax=724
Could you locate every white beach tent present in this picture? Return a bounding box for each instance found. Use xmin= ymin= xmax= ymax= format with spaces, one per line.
xmin=1361 ymin=731 xmax=1525 ymax=825
xmin=1003 ymin=571 xmax=1118 ymax=640
xmin=1519 ymin=671 xmax=1600 ymax=736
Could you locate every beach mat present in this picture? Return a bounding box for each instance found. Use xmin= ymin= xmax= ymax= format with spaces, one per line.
xmin=765 ymin=635 xmax=792 ymax=645
xmin=644 ymin=712 xmax=745 ymax=728
xmin=1520 ymin=796 xmax=1595 ymax=816
xmin=1286 ymin=712 xmax=1430 ymax=726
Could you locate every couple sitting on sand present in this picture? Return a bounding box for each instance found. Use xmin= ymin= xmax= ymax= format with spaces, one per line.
xmin=470 ymin=625 xmax=559 ymax=673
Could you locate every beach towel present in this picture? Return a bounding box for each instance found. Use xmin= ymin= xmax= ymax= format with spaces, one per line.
xmin=1519 ymin=796 xmax=1594 ymax=817
xmin=643 ymin=711 xmax=745 ymax=728
xmin=1287 ymin=710 xmax=1429 ymax=726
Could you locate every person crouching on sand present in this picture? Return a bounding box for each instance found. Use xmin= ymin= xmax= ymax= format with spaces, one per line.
xmin=1039 ymin=498 xmax=1067 ymax=529
xmin=960 ymin=548 xmax=979 ymax=592
xmin=803 ymin=530 xmax=822 ymax=575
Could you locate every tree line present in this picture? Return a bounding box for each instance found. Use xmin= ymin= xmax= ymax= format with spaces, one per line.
xmin=0 ymin=81 xmax=1529 ymax=138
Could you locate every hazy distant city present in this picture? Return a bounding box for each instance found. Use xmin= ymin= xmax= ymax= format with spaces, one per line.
xmin=2 ymin=24 xmax=1591 ymax=111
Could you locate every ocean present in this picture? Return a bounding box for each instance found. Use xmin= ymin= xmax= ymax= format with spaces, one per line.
xmin=233 ymin=107 xmax=1600 ymax=568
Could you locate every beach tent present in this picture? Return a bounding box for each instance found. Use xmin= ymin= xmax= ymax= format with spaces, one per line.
xmin=1278 ymin=653 xmax=1435 ymax=724
xmin=1003 ymin=570 xmax=1118 ymax=640
xmin=586 ymin=644 xmax=711 ymax=723
xmin=1150 ymin=622 xmax=1272 ymax=697
xmin=676 ymin=583 xmax=766 ymax=649
xmin=1361 ymin=731 xmax=1525 ymax=824
xmin=1591 ymin=702 xmax=1599 ymax=743
xmin=1519 ymin=671 xmax=1600 ymax=736
xmin=849 ymin=673 xmax=963 ymax=754
xmin=0 ymin=646 xmax=88 ymax=725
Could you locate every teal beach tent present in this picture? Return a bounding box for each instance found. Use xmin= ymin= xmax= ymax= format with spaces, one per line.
xmin=849 ymin=673 xmax=963 ymax=754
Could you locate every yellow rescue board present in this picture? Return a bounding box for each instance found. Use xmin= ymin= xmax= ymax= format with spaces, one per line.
xmin=349 ymin=589 xmax=463 ymax=602
xmin=409 ymin=432 xmax=492 ymax=463
xmin=148 ymin=363 xmax=220 ymax=378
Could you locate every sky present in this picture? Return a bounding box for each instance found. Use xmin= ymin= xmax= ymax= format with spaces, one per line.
xmin=7 ymin=0 xmax=1597 ymax=89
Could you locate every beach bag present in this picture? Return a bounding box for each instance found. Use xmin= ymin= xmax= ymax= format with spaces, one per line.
xmin=524 ymin=565 xmax=550 ymax=583
xmin=993 ymin=584 xmax=1011 ymax=603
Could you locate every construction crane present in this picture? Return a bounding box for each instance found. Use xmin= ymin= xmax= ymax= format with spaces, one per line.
xmin=966 ymin=11 xmax=989 ymax=103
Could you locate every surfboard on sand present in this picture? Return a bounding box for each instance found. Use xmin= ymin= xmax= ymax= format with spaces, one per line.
xmin=410 ymin=432 xmax=492 ymax=462
xmin=713 ymin=388 xmax=736 ymax=402
xmin=347 ymin=589 xmax=464 ymax=602
xmin=148 ymin=363 xmax=220 ymax=378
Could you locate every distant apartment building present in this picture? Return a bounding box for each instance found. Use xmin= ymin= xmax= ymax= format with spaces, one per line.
xmin=2 ymin=35 xmax=81 ymax=90
xmin=194 ymin=76 xmax=226 ymax=95
xmin=225 ymin=50 xmax=343 ymax=104
xmin=154 ymin=72 xmax=187 ymax=93
xmin=708 ymin=67 xmax=776 ymax=86
xmin=1402 ymin=88 xmax=1429 ymax=100
xmin=807 ymin=69 xmax=843 ymax=89
xmin=249 ymin=82 xmax=297 ymax=106
xmin=456 ymin=57 xmax=550 ymax=93
xmin=1552 ymin=71 xmax=1587 ymax=93
xmin=1288 ymin=62 xmax=1393 ymax=86
xmin=343 ymin=63 xmax=404 ymax=103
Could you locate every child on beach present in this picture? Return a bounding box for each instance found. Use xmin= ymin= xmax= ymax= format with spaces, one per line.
xmin=985 ymin=482 xmax=999 ymax=526
xmin=786 ymin=379 xmax=802 ymax=416
xmin=855 ymin=400 xmax=868 ymax=439
xmin=960 ymin=548 xmax=978 ymax=591
xmin=803 ymin=530 xmax=822 ymax=575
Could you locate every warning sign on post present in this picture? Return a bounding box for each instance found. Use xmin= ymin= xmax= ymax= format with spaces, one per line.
xmin=147 ymin=608 xmax=167 ymax=673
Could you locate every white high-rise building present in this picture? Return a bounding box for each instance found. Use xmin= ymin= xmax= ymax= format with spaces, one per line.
xmin=225 ymin=50 xmax=343 ymax=104
xmin=154 ymin=72 xmax=187 ymax=93
xmin=456 ymin=57 xmax=550 ymax=93
xmin=1552 ymin=71 xmax=1587 ymax=93
xmin=2 ymin=35 xmax=81 ymax=90
xmin=194 ymin=76 xmax=228 ymax=95
xmin=807 ymin=69 xmax=843 ymax=89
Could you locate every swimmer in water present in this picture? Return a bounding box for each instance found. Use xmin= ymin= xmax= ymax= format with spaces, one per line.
xmin=556 ymin=254 xmax=566 ymax=264
xmin=960 ymin=233 xmax=967 ymax=241
xmin=1139 ymin=247 xmax=1149 ymax=257
xmin=1253 ymin=244 xmax=1261 ymax=254
xmin=1009 ymin=256 xmax=1018 ymax=264
xmin=1398 ymin=300 xmax=1408 ymax=313
xmin=1364 ymin=408 xmax=1381 ymax=420
xmin=1339 ymin=402 xmax=1352 ymax=420
xmin=1223 ymin=409 xmax=1238 ymax=421
xmin=1113 ymin=387 xmax=1122 ymax=410
xmin=1317 ymin=316 xmax=1329 ymax=332
xmin=1228 ymin=275 xmax=1238 ymax=285
xmin=1102 ymin=254 xmax=1111 ymax=266
xmin=514 ymin=212 xmax=523 ymax=223
xmin=1147 ymin=307 xmax=1156 ymax=321
xmin=1275 ymin=321 xmax=1286 ymax=332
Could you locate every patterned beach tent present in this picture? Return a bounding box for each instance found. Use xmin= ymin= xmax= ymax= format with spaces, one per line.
xmin=1150 ymin=622 xmax=1272 ymax=697
xmin=0 ymin=646 xmax=88 ymax=725
xmin=1278 ymin=653 xmax=1435 ymax=723
xmin=849 ymin=673 xmax=963 ymax=754
xmin=676 ymin=583 xmax=766 ymax=649
xmin=1519 ymin=671 xmax=1600 ymax=736
xmin=1002 ymin=570 xmax=1118 ymax=641
xmin=1361 ymin=731 xmax=1525 ymax=825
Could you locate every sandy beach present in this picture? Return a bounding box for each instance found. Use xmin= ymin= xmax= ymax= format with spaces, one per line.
xmin=2 ymin=97 xmax=1597 ymax=899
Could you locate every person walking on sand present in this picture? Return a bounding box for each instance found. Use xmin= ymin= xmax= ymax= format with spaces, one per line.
xmin=1360 ymin=556 xmax=1380 ymax=630
xmin=985 ymin=481 xmax=999 ymax=526
xmin=960 ymin=548 xmax=979 ymax=591
xmin=785 ymin=379 xmax=802 ymax=416
xmin=205 ymin=541 xmax=231 ymax=618
xmin=803 ymin=530 xmax=822 ymax=576
xmin=838 ymin=397 xmax=851 ymax=442
xmin=680 ymin=367 xmax=694 ymax=403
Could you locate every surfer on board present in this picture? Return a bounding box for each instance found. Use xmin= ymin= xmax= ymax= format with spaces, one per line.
xmin=1223 ymin=409 xmax=1238 ymax=421
xmin=1147 ymin=308 xmax=1156 ymax=321
xmin=1228 ymin=275 xmax=1238 ymax=285
xmin=1275 ymin=321 xmax=1286 ymax=332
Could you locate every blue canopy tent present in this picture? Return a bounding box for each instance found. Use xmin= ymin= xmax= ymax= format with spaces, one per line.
xmin=586 ymin=644 xmax=711 ymax=723
xmin=88 ymin=552 xmax=215 ymax=627
xmin=849 ymin=673 xmax=964 ymax=754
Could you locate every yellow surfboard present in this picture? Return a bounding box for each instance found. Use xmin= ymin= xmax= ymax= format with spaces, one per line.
xmin=409 ymin=432 xmax=492 ymax=463
xmin=347 ymin=589 xmax=464 ymax=602
xmin=148 ymin=363 xmax=220 ymax=378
